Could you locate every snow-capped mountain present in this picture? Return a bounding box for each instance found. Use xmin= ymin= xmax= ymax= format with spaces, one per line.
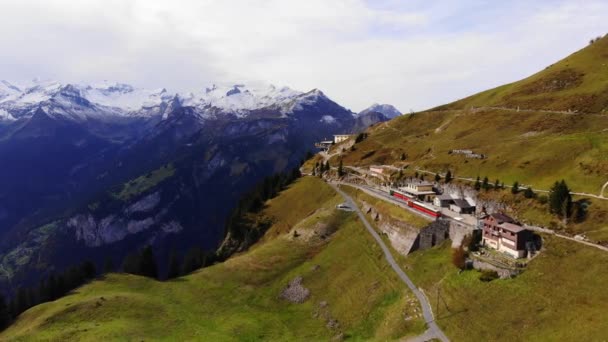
xmin=0 ymin=80 xmax=331 ymax=122
xmin=0 ymin=78 xmax=390 ymax=293
xmin=358 ymin=103 xmax=402 ymax=118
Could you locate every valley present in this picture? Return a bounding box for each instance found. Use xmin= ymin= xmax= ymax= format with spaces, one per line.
xmin=0 ymin=9 xmax=606 ymax=341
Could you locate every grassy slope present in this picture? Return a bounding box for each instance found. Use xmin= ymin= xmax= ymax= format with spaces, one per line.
xmin=336 ymin=38 xmax=608 ymax=239
xmin=330 ymin=184 xmax=608 ymax=341
xmin=2 ymin=177 xmax=425 ymax=341
xmin=437 ymin=36 xmax=608 ymax=113
xmin=338 ymin=109 xmax=608 ymax=240
xmin=400 ymin=236 xmax=608 ymax=341
xmin=344 ymin=111 xmax=608 ymax=238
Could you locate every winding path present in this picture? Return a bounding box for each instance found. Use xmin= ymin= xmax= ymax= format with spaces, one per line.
xmin=329 ymin=182 xmax=450 ymax=342
xmin=601 ymin=181 xmax=608 ymax=198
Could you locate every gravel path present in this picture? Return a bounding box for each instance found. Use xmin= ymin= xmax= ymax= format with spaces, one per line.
xmin=329 ymin=182 xmax=450 ymax=342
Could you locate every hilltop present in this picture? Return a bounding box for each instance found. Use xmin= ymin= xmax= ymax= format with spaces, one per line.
xmin=436 ymin=35 xmax=608 ymax=113
xmin=330 ymin=36 xmax=608 ymax=241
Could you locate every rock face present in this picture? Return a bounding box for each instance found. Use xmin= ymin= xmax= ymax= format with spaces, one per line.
xmin=0 ymin=80 xmax=390 ymax=292
xmin=378 ymin=221 xmax=420 ymax=255
xmin=280 ymin=276 xmax=310 ymax=304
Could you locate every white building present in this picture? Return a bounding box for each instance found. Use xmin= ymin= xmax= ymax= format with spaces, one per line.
xmin=333 ymin=134 xmax=353 ymax=143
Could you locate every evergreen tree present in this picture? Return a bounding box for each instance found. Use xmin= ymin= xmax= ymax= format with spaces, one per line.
xmin=139 ymin=246 xmax=158 ymax=280
xmin=434 ymin=174 xmax=441 ymax=182
xmin=167 ymin=250 xmax=181 ymax=279
xmin=524 ymin=187 xmax=535 ymax=199
xmin=400 ymin=153 xmax=406 ymax=161
xmin=482 ymin=176 xmax=490 ymax=191
xmin=494 ymin=179 xmax=500 ymax=190
xmin=474 ymin=176 xmax=481 ymax=191
xmin=511 ymin=181 xmax=519 ymax=194
xmin=445 ymin=170 xmax=452 ymax=183
xmin=549 ymin=180 xmax=572 ymax=219
xmin=414 ymin=171 xmax=419 ymax=178
xmin=338 ymin=159 xmax=344 ymax=177
xmin=0 ymin=294 xmax=10 ymax=330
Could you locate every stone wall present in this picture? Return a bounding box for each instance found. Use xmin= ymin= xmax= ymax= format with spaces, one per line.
xmin=410 ymin=220 xmax=450 ymax=252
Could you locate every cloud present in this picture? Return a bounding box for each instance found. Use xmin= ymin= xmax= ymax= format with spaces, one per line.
xmin=0 ymin=0 xmax=606 ymax=112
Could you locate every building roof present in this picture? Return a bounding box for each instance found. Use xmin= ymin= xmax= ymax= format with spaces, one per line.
xmin=402 ymin=188 xmax=436 ymax=196
xmin=436 ymin=194 xmax=455 ymax=201
xmin=408 ymin=181 xmax=433 ymax=187
xmin=499 ymin=222 xmax=525 ymax=233
xmin=490 ymin=212 xmax=515 ymax=224
xmin=452 ymin=199 xmax=474 ymax=208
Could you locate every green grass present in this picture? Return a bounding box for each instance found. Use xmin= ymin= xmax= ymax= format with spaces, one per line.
xmin=337 ymin=107 xmax=608 ymax=238
xmin=114 ymin=164 xmax=175 ymax=200
xmin=2 ymin=177 xmax=425 ymax=341
xmin=399 ymin=236 xmax=608 ymax=341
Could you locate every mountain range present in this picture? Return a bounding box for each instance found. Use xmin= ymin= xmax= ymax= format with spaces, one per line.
xmin=0 ymin=80 xmax=395 ymax=291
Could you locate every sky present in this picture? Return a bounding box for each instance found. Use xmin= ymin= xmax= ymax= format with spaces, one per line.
xmin=0 ymin=0 xmax=606 ymax=112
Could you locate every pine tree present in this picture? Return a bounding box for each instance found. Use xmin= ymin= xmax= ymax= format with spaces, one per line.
xmin=400 ymin=153 xmax=406 ymax=161
xmin=494 ymin=179 xmax=500 ymax=190
xmin=549 ymin=180 xmax=572 ymax=219
xmin=139 ymin=246 xmax=158 ymax=280
xmin=511 ymin=181 xmax=519 ymax=194
xmin=474 ymin=176 xmax=481 ymax=191
xmin=482 ymin=176 xmax=490 ymax=191
xmin=338 ymin=159 xmax=344 ymax=177
xmin=0 ymin=294 xmax=10 ymax=330
xmin=434 ymin=174 xmax=441 ymax=182
xmin=524 ymin=187 xmax=535 ymax=199
xmin=445 ymin=170 xmax=452 ymax=183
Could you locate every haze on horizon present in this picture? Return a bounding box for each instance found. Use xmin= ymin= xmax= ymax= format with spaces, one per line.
xmin=0 ymin=0 xmax=606 ymax=112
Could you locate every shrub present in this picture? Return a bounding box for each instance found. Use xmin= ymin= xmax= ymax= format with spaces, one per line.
xmin=511 ymin=181 xmax=519 ymax=194
xmin=452 ymin=246 xmax=467 ymax=270
xmin=523 ymin=187 xmax=535 ymax=199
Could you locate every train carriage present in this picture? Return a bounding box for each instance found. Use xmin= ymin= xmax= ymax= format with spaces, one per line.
xmin=389 ymin=189 xmax=441 ymax=218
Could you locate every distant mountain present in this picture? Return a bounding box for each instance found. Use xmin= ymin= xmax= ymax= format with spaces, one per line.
xmin=351 ymin=103 xmax=402 ymax=131
xmin=0 ymin=80 xmax=389 ymax=292
xmin=358 ymin=103 xmax=402 ymax=119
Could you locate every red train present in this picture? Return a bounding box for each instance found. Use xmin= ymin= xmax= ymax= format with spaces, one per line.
xmin=389 ymin=189 xmax=441 ymax=218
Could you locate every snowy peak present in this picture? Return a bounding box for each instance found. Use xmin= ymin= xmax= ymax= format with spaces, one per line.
xmin=183 ymin=83 xmax=303 ymax=115
xmin=0 ymin=80 xmax=349 ymax=122
xmin=359 ymin=103 xmax=402 ymax=119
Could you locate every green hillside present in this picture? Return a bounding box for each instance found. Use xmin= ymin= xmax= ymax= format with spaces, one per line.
xmin=437 ymin=35 xmax=608 ymax=113
xmin=1 ymin=177 xmax=426 ymax=341
xmin=331 ymin=38 xmax=608 ymax=240
xmin=401 ymin=236 xmax=608 ymax=341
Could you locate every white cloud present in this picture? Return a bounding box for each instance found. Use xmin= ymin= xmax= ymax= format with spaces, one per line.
xmin=0 ymin=0 xmax=606 ymax=112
